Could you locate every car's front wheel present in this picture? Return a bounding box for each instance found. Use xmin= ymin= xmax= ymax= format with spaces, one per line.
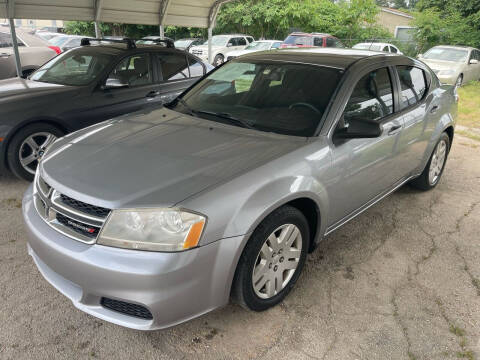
xmin=232 ymin=205 xmax=309 ymax=311
xmin=7 ymin=123 xmax=63 ymax=181
xmin=213 ymin=54 xmax=224 ymax=67
xmin=410 ymin=132 xmax=450 ymax=191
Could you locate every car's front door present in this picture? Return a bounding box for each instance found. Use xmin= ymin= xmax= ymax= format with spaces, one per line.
xmin=326 ymin=66 xmax=405 ymax=226
xmin=89 ymin=52 xmax=161 ymax=121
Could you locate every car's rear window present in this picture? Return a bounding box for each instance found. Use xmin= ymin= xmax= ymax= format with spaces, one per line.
xmin=171 ymin=60 xmax=342 ymax=137
xmin=283 ymin=35 xmax=312 ymax=47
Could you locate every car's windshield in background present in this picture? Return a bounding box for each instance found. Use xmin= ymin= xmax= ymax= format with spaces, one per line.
xmin=203 ymin=36 xmax=228 ymax=46
xmin=424 ymin=47 xmax=469 ymax=62
xmin=30 ymin=50 xmax=113 ymax=86
xmin=174 ymin=40 xmax=192 ymax=48
xmin=245 ymin=42 xmax=271 ymax=51
xmin=169 ymin=60 xmax=342 ymax=137
xmin=49 ymin=36 xmax=70 ymax=47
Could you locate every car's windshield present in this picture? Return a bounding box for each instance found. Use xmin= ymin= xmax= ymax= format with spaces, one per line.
xmin=203 ymin=36 xmax=228 ymax=46
xmin=49 ymin=36 xmax=70 ymax=47
xmin=29 ymin=50 xmax=113 ymax=86
xmin=424 ymin=47 xmax=469 ymax=62
xmin=353 ymin=43 xmax=382 ymax=51
xmin=168 ymin=60 xmax=342 ymax=137
xmin=245 ymin=42 xmax=271 ymax=51
xmin=174 ymin=39 xmax=193 ymax=48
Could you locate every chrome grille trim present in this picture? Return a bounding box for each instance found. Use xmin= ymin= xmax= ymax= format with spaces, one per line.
xmin=34 ymin=175 xmax=111 ymax=244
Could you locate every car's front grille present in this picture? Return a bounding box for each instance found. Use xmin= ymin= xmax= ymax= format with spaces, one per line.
xmin=59 ymin=194 xmax=110 ymax=218
xmin=34 ymin=174 xmax=110 ymax=244
xmin=56 ymin=213 xmax=100 ymax=239
xmin=101 ymin=297 xmax=153 ymax=320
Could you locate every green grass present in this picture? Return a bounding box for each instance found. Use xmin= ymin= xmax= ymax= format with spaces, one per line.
xmin=458 ymin=81 xmax=480 ymax=130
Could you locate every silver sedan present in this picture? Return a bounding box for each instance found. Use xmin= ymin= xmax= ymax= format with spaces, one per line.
xmin=23 ymin=48 xmax=458 ymax=330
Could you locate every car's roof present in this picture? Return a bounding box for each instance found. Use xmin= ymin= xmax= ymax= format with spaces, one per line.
xmin=289 ymin=32 xmax=333 ymax=37
xmin=429 ymin=45 xmax=478 ymax=51
xmin=238 ymin=47 xmax=403 ymax=69
xmin=355 ymin=42 xmax=393 ymax=46
xmin=255 ymin=40 xmax=282 ymax=43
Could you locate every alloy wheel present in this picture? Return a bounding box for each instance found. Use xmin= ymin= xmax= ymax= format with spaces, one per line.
xmin=428 ymin=139 xmax=447 ymax=185
xmin=252 ymin=224 xmax=302 ymax=299
xmin=18 ymin=132 xmax=57 ymax=175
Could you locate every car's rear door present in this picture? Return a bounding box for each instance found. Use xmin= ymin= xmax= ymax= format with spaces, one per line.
xmin=326 ymin=66 xmax=405 ymax=226
xmin=153 ymin=51 xmax=205 ymax=105
xmin=393 ymin=65 xmax=439 ymax=175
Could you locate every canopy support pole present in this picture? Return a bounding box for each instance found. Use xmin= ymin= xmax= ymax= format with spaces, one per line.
xmin=208 ymin=27 xmax=213 ymax=63
xmin=158 ymin=0 xmax=171 ymax=40
xmin=159 ymin=25 xmax=164 ymax=39
xmin=94 ymin=0 xmax=103 ymax=38
xmin=8 ymin=18 xmax=22 ymax=78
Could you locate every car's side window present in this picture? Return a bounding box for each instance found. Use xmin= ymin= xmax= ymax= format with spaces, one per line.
xmin=390 ymin=46 xmax=398 ymax=53
xmin=237 ymin=37 xmax=247 ymax=46
xmin=314 ymin=37 xmax=324 ymax=47
xmin=227 ymin=38 xmax=236 ymax=47
xmin=272 ymin=42 xmax=282 ymax=49
xmin=326 ymin=38 xmax=336 ymax=47
xmin=396 ymin=66 xmax=427 ymax=110
xmin=344 ymin=67 xmax=394 ymax=123
xmin=187 ymin=55 xmax=205 ymax=78
xmin=157 ymin=53 xmax=189 ymax=81
xmin=382 ymin=46 xmax=389 ymax=52
xmin=107 ymin=53 xmax=152 ymax=87
xmin=246 ymin=37 xmax=254 ymax=43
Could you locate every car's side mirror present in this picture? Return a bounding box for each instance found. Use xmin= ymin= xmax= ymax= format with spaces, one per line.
xmin=102 ymin=78 xmax=129 ymax=90
xmin=469 ymin=59 xmax=479 ymax=65
xmin=227 ymin=43 xmax=233 ymax=47
xmin=333 ymin=117 xmax=382 ymax=140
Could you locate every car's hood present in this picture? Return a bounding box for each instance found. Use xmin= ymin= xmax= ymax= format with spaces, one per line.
xmin=191 ymin=45 xmax=223 ymax=51
xmin=41 ymin=107 xmax=306 ymax=209
xmin=0 ymin=78 xmax=68 ymax=101
xmin=421 ymin=59 xmax=463 ymax=71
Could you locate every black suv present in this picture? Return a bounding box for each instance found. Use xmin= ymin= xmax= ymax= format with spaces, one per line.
xmin=0 ymin=38 xmax=211 ymax=181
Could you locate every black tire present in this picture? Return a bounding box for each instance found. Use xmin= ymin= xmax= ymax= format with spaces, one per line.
xmin=456 ymin=74 xmax=463 ymax=87
xmin=410 ymin=132 xmax=450 ymax=191
xmin=232 ymin=205 xmax=309 ymax=311
xmin=213 ymin=54 xmax=224 ymax=67
xmin=7 ymin=123 xmax=64 ymax=182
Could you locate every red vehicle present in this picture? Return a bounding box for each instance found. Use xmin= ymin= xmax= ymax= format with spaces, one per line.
xmin=280 ymin=32 xmax=344 ymax=49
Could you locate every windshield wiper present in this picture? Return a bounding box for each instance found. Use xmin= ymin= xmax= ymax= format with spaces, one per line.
xmin=195 ymin=110 xmax=256 ymax=130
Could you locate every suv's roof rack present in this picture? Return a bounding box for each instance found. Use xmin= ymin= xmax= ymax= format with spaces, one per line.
xmin=80 ymin=37 xmax=137 ymax=49
xmin=137 ymin=38 xmax=175 ymax=48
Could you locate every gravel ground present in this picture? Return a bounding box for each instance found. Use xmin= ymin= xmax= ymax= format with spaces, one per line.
xmin=0 ymin=136 xmax=479 ymax=360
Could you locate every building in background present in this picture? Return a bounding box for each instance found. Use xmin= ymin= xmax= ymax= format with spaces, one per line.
xmin=0 ymin=18 xmax=63 ymax=31
xmin=378 ymin=7 xmax=414 ymax=40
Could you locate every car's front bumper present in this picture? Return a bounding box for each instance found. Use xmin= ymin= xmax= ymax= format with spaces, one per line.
xmin=23 ymin=185 xmax=245 ymax=330
xmin=436 ymin=73 xmax=458 ymax=85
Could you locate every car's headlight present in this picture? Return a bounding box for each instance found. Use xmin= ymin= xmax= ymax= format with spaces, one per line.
xmin=97 ymin=209 xmax=206 ymax=252
xmin=438 ymin=69 xmax=455 ymax=76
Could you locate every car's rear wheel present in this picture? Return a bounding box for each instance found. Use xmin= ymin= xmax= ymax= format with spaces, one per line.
xmin=213 ymin=54 xmax=224 ymax=67
xmin=232 ymin=205 xmax=309 ymax=311
xmin=7 ymin=123 xmax=63 ymax=181
xmin=410 ymin=132 xmax=450 ymax=191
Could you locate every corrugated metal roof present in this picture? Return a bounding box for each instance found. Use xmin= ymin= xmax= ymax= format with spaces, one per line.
xmin=0 ymin=0 xmax=233 ymax=28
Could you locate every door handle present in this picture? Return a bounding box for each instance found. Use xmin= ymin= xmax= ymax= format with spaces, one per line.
xmin=387 ymin=124 xmax=402 ymax=136
xmin=146 ymin=91 xmax=160 ymax=98
xmin=430 ymin=105 xmax=439 ymax=114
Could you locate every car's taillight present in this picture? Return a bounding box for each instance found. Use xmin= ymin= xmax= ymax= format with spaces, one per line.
xmin=48 ymin=46 xmax=61 ymax=54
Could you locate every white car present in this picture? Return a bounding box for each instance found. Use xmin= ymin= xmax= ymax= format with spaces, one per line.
xmin=353 ymin=42 xmax=403 ymax=55
xmin=190 ymin=34 xmax=254 ymax=66
xmin=226 ymin=40 xmax=283 ymax=61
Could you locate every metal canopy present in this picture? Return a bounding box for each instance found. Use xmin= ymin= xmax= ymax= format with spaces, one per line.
xmin=0 ymin=0 xmax=232 ymax=28
xmin=1 ymin=0 xmax=235 ymax=76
